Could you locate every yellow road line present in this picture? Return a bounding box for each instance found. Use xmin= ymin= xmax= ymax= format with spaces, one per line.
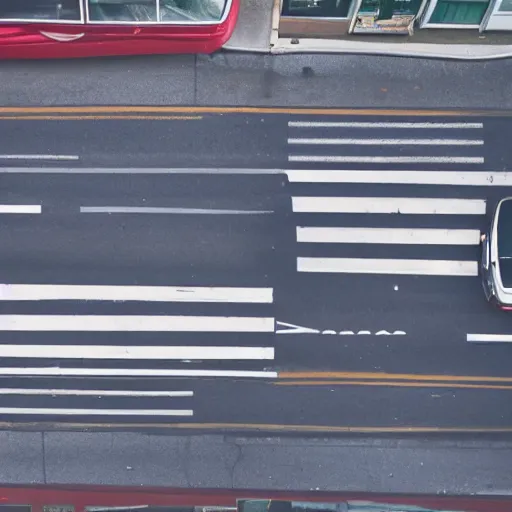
xmin=0 ymin=106 xmax=504 ymax=116
xmin=274 ymin=380 xmax=512 ymax=390
xmin=3 ymin=422 xmax=512 ymax=433
xmin=278 ymin=371 xmax=512 ymax=383
xmin=0 ymin=115 xmax=202 ymax=121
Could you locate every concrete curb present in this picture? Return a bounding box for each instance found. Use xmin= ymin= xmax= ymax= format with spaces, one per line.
xmin=223 ymin=38 xmax=512 ymax=61
xmin=271 ymin=39 xmax=512 ymax=60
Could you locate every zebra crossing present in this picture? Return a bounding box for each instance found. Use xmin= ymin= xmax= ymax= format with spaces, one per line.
xmin=0 ymin=283 xmax=275 ymax=422
xmin=287 ymin=118 xmax=501 ymax=277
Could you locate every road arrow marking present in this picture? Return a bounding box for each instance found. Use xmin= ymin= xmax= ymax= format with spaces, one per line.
xmin=275 ymin=321 xmax=320 ymax=334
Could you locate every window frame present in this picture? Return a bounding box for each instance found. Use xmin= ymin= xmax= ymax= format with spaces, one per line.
xmin=0 ymin=0 xmax=233 ymax=25
xmin=84 ymin=0 xmax=233 ymax=25
xmin=0 ymin=0 xmax=85 ymax=24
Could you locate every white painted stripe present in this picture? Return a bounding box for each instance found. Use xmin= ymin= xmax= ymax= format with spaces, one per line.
xmin=289 ymin=156 xmax=484 ymax=164
xmin=296 ymin=227 xmax=481 ymax=246
xmin=0 ymin=368 xmax=278 ymax=378
xmin=0 ymin=167 xmax=283 ymax=175
xmin=467 ymin=334 xmax=512 ymax=343
xmin=0 ymin=285 xmax=273 ymax=304
xmin=0 ymin=315 xmax=275 ymax=332
xmin=0 ymin=155 xmax=79 ymax=160
xmin=286 ymin=170 xmax=512 ymax=186
xmin=292 ymin=197 xmax=486 ymax=215
xmin=80 ymin=207 xmax=273 ymax=215
xmin=288 ymin=121 xmax=483 ymax=129
xmin=288 ymin=138 xmax=483 ymax=146
xmin=0 ymin=205 xmax=41 ymax=214
xmin=0 ymin=389 xmax=193 ymax=397
xmin=0 ymin=345 xmax=274 ymax=360
xmin=297 ymin=257 xmax=478 ymax=276
xmin=0 ymin=407 xmax=193 ymax=416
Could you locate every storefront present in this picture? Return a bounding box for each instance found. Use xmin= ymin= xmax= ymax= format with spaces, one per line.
xmin=279 ymin=0 xmax=512 ymax=35
xmin=0 ymin=0 xmax=239 ymax=58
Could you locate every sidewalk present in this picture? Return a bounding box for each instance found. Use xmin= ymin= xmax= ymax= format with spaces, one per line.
xmin=223 ymin=0 xmax=512 ymax=59
xmin=2 ymin=430 xmax=512 ymax=494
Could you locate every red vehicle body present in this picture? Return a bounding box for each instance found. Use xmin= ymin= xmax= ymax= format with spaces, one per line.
xmin=0 ymin=0 xmax=239 ymax=59
xmin=0 ymin=485 xmax=512 ymax=512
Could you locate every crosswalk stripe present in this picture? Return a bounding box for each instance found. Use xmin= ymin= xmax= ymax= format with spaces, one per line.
xmin=0 ymin=345 xmax=275 ymax=360
xmin=286 ymin=170 xmax=512 ymax=186
xmin=0 ymin=368 xmax=278 ymax=378
xmin=288 ymin=138 xmax=483 ymax=146
xmin=0 ymin=315 xmax=275 ymax=332
xmin=288 ymin=121 xmax=483 ymax=129
xmin=296 ymin=227 xmax=481 ymax=246
xmin=0 ymin=284 xmax=273 ymax=303
xmin=467 ymin=334 xmax=512 ymax=343
xmin=289 ymin=156 xmax=484 ymax=164
xmin=292 ymin=197 xmax=486 ymax=215
xmin=297 ymin=257 xmax=478 ymax=276
xmin=0 ymin=389 xmax=193 ymax=397
xmin=0 ymin=408 xmax=193 ymax=416
xmin=0 ymin=205 xmax=41 ymax=214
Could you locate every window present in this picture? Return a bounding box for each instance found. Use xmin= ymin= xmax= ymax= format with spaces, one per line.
xmin=87 ymin=0 xmax=227 ymax=22
xmin=0 ymin=0 xmax=82 ymax=21
xmin=499 ymin=0 xmax=512 ymax=11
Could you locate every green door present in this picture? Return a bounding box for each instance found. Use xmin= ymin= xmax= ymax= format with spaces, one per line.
xmin=429 ymin=0 xmax=489 ymax=23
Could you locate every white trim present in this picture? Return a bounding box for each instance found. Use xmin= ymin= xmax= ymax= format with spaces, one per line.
xmin=0 ymin=315 xmax=275 ymax=332
xmin=423 ymin=23 xmax=481 ymax=28
xmin=0 ymin=285 xmax=274 ymax=304
xmin=285 ymin=170 xmax=512 ymax=186
xmin=0 ymin=0 xmax=85 ymax=24
xmin=0 ymin=367 xmax=277 ymax=378
xmin=296 ymin=227 xmax=481 ymax=245
xmin=84 ymin=0 xmax=233 ymax=25
xmin=297 ymin=257 xmax=478 ymax=276
xmin=291 ymin=196 xmax=486 ymax=215
xmin=0 ymin=344 xmax=275 ymax=360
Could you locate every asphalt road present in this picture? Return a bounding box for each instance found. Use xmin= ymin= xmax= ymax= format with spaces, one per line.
xmin=2 ymin=108 xmax=512 ymax=432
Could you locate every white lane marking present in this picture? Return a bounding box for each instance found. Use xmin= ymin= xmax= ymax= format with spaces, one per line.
xmin=292 ymin=197 xmax=486 ymax=215
xmin=286 ymin=170 xmax=512 ymax=186
xmin=0 ymin=389 xmax=193 ymax=397
xmin=0 ymin=368 xmax=277 ymax=378
xmin=276 ymin=321 xmax=406 ymax=336
xmin=296 ymin=227 xmax=481 ymax=246
xmin=0 ymin=315 xmax=275 ymax=332
xmin=0 ymin=205 xmax=41 ymax=214
xmin=0 ymin=167 xmax=283 ymax=175
xmin=275 ymin=321 xmax=320 ymax=334
xmin=467 ymin=334 xmax=512 ymax=343
xmin=0 ymin=285 xmax=273 ymax=304
xmin=297 ymin=257 xmax=478 ymax=276
xmin=288 ymin=121 xmax=484 ymax=129
xmin=288 ymin=138 xmax=483 ymax=146
xmin=0 ymin=407 xmax=193 ymax=416
xmin=289 ymin=156 xmax=484 ymax=164
xmin=80 ymin=207 xmax=274 ymax=215
xmin=0 ymin=155 xmax=79 ymax=160
xmin=0 ymin=345 xmax=274 ymax=360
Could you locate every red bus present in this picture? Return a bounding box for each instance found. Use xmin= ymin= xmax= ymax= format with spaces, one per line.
xmin=0 ymin=485 xmax=511 ymax=512
xmin=0 ymin=0 xmax=239 ymax=59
